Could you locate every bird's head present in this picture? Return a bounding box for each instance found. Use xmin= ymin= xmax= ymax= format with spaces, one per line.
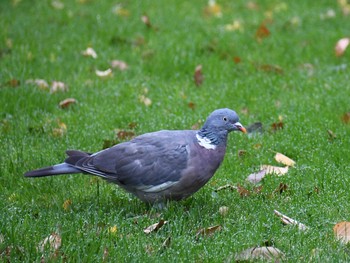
xmin=202 ymin=108 xmax=246 ymax=134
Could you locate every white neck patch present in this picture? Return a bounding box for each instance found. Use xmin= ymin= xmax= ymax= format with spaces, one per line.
xmin=196 ymin=133 xmax=216 ymax=150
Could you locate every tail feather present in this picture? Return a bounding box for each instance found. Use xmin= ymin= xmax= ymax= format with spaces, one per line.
xmin=24 ymin=163 xmax=81 ymax=177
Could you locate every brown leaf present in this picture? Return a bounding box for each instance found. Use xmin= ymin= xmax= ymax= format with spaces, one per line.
xmin=238 ymin=150 xmax=247 ymax=157
xmin=233 ymin=56 xmax=241 ymax=64
xmin=188 ymin=102 xmax=196 ymax=110
xmin=327 ymin=129 xmax=336 ymax=140
xmin=256 ymin=64 xmax=283 ymax=74
xmin=38 ymin=233 xmax=62 ymax=252
xmin=274 ymin=210 xmax=309 ymax=231
xmin=6 ymin=79 xmax=20 ymax=87
xmin=237 ymin=184 xmax=251 ymax=197
xmin=128 ymin=122 xmax=138 ymax=129
xmin=274 ymin=152 xmax=296 ymax=167
xmin=110 ymin=60 xmax=128 ymax=71
xmin=144 ymin=220 xmax=168 ymax=234
xmin=335 ymin=38 xmax=350 ymax=57
xmin=342 ymin=112 xmax=350 ymax=123
xmin=116 ymin=130 xmax=135 ymax=140
xmin=62 ymin=199 xmax=72 ymax=211
xmin=271 ymin=116 xmax=284 ymax=131
xmin=273 ymin=183 xmax=288 ymax=194
xmin=26 ymin=79 xmax=49 ymax=90
xmin=81 ymin=47 xmax=97 ymax=59
xmin=194 ymin=64 xmax=204 ymax=86
xmin=334 ymin=222 xmax=350 ymax=244
xmin=235 ymin=246 xmax=284 ymax=261
xmin=256 ymin=23 xmax=270 ymax=40
xmin=59 ymin=98 xmax=77 ymax=109
xmin=196 ymin=225 xmax=222 ymax=239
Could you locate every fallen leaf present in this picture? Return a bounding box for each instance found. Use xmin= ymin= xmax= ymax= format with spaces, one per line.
xmin=188 ymin=102 xmax=196 ymax=110
xmin=116 ymin=130 xmax=135 ymax=140
xmin=271 ymin=116 xmax=284 ymax=131
xmin=215 ymin=184 xmax=237 ymax=192
xmin=237 ymin=149 xmax=247 ymax=157
xmin=26 ymin=79 xmax=49 ymax=90
xmin=219 ymin=206 xmax=229 ymax=216
xmin=139 ymin=95 xmax=152 ymax=106
xmin=6 ymin=79 xmax=20 ymax=87
xmin=256 ymin=64 xmax=283 ymax=74
xmin=38 ymin=233 xmax=62 ymax=252
xmin=233 ymin=56 xmax=242 ymax=64
xmin=225 ymin=20 xmax=243 ymax=32
xmin=112 ymin=4 xmax=130 ymax=17
xmin=158 ymin=236 xmax=171 ymax=253
xmin=108 ymin=226 xmax=118 ymax=234
xmin=50 ymin=81 xmax=68 ymax=93
xmin=194 ymin=64 xmax=204 ymax=86
xmin=273 ymin=183 xmax=288 ymax=194
xmin=196 ymin=225 xmax=222 ymax=239
xmin=261 ymin=165 xmax=289 ymax=176
xmin=274 ymin=210 xmax=309 ymax=231
xmin=95 ymin=68 xmax=113 ymax=78
xmin=342 ymin=112 xmax=350 ymax=123
xmin=52 ymin=120 xmax=67 ymax=137
xmin=334 ymin=222 xmax=350 ymax=244
xmin=235 ymin=246 xmax=284 ymax=261
xmin=62 ymin=199 xmax=72 ymax=211
xmin=82 ymin=47 xmax=97 ymax=59
xmin=327 ymin=129 xmax=336 ymax=140
xmin=51 ymin=0 xmax=64 ymax=9
xmin=246 ymin=169 xmax=267 ymax=184
xmin=255 ymin=23 xmax=270 ymax=41
xmin=141 ymin=15 xmax=152 ymax=28
xmin=144 ymin=220 xmax=168 ymax=234
xmin=320 ymin=9 xmax=336 ymax=20
xmin=204 ymin=0 xmax=222 ymax=17
xmin=237 ymin=184 xmax=251 ymax=197
xmin=110 ymin=60 xmax=128 ymax=71
xmin=246 ymin=1 xmax=259 ymax=10
xmin=103 ymin=247 xmax=109 ymax=261
xmin=59 ymin=98 xmax=77 ymax=109
xmin=274 ymin=152 xmax=296 ymax=167
xmin=339 ymin=0 xmax=350 ymax=15
xmin=335 ymin=38 xmax=350 ymax=57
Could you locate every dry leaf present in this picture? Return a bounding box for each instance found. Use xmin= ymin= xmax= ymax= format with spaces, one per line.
xmin=108 ymin=226 xmax=118 ymax=234
xmin=38 ymin=233 xmax=62 ymax=252
xmin=233 ymin=56 xmax=242 ymax=64
xmin=52 ymin=121 xmax=67 ymax=137
xmin=327 ymin=129 xmax=336 ymax=140
xmin=110 ymin=60 xmax=128 ymax=71
xmin=26 ymin=79 xmax=49 ymax=90
xmin=139 ymin=95 xmax=152 ymax=106
xmin=339 ymin=0 xmax=350 ymax=15
xmin=274 ymin=152 xmax=296 ymax=167
xmin=320 ymin=9 xmax=336 ymax=20
xmin=194 ymin=64 xmax=204 ymax=86
xmin=342 ymin=112 xmax=350 ymax=123
xmin=335 ymin=38 xmax=350 ymax=57
xmin=256 ymin=23 xmax=270 ymax=41
xmin=271 ymin=116 xmax=284 ymax=131
xmin=116 ymin=130 xmax=135 ymax=140
xmin=59 ymin=98 xmax=77 ymax=109
xmin=81 ymin=47 xmax=97 ymax=59
xmin=196 ymin=225 xmax=222 ymax=239
xmin=141 ymin=15 xmax=152 ymax=28
xmin=188 ymin=102 xmax=196 ymax=110
xmin=144 ymin=220 xmax=168 ymax=234
xmin=62 ymin=199 xmax=72 ymax=211
xmin=215 ymin=184 xmax=237 ymax=192
xmin=95 ymin=68 xmax=113 ymax=78
xmin=273 ymin=183 xmax=288 ymax=194
xmin=204 ymin=0 xmax=222 ymax=17
xmin=51 ymin=0 xmax=64 ymax=9
xmin=158 ymin=237 xmax=171 ymax=253
xmin=51 ymin=81 xmax=68 ymax=93
xmin=274 ymin=210 xmax=309 ymax=231
xmin=246 ymin=1 xmax=259 ymax=10
xmin=246 ymin=169 xmax=267 ymax=184
xmin=112 ymin=4 xmax=130 ymax=17
xmin=261 ymin=165 xmax=289 ymax=176
xmin=334 ymin=222 xmax=350 ymax=244
xmin=219 ymin=206 xmax=229 ymax=216
xmin=103 ymin=247 xmax=109 ymax=262
xmin=237 ymin=184 xmax=251 ymax=197
xmin=256 ymin=64 xmax=283 ymax=74
xmin=6 ymin=79 xmax=20 ymax=87
xmin=235 ymin=246 xmax=284 ymax=261
xmin=225 ymin=20 xmax=243 ymax=32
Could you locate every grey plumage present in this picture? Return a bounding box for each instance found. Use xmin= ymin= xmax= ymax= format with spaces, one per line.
xmin=25 ymin=108 xmax=246 ymax=203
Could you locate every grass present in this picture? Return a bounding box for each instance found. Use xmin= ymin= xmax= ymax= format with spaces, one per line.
xmin=1 ymin=0 xmax=350 ymax=261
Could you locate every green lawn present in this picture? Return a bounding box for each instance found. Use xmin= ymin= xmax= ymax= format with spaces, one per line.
xmin=1 ymin=0 xmax=350 ymax=261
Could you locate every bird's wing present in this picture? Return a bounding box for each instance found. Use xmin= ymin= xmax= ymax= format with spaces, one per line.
xmin=67 ymin=131 xmax=193 ymax=191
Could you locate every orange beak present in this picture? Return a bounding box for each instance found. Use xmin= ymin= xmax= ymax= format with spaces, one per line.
xmin=234 ymin=122 xmax=247 ymax=133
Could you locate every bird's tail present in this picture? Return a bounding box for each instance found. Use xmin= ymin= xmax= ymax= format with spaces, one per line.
xmin=24 ymin=163 xmax=81 ymax=177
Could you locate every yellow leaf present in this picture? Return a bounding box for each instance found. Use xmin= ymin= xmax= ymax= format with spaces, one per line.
xmin=274 ymin=152 xmax=295 ymax=167
xmin=62 ymin=199 xmax=72 ymax=211
xmin=204 ymin=0 xmax=222 ymax=17
xmin=108 ymin=226 xmax=118 ymax=234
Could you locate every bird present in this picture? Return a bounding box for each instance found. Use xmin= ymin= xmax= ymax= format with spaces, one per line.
xmin=25 ymin=108 xmax=246 ymax=203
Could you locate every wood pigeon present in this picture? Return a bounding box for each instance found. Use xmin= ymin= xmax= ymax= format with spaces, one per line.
xmin=25 ymin=108 xmax=246 ymax=203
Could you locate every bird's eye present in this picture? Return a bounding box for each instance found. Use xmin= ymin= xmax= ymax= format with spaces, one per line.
xmin=223 ymin=117 xmax=228 ymax=121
